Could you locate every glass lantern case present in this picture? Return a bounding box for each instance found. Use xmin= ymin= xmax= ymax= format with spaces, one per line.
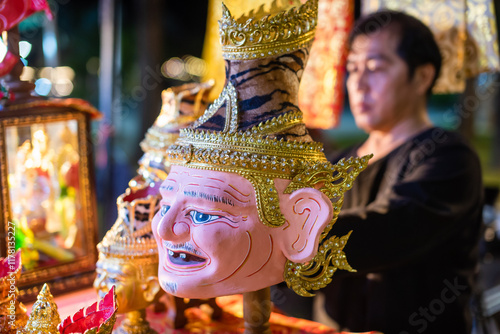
xmin=0 ymin=99 xmax=100 ymax=301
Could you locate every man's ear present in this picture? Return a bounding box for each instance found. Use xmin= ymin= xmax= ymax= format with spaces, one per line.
xmin=142 ymin=276 xmax=161 ymax=302
xmin=275 ymin=181 xmax=333 ymax=263
xmin=413 ymin=63 xmax=435 ymax=96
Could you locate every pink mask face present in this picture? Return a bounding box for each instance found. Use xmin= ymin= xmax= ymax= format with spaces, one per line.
xmin=152 ymin=166 xmax=333 ymax=299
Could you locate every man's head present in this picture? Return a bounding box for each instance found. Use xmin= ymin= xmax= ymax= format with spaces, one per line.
xmin=152 ymin=165 xmax=334 ymax=299
xmin=346 ymin=10 xmax=442 ymax=133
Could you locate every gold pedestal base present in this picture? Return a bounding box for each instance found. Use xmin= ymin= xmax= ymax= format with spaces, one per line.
xmin=114 ymin=309 xmax=157 ymax=334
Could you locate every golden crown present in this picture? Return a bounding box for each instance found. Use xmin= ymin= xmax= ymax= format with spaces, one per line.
xmin=167 ymin=0 xmax=370 ymax=296
xmin=97 ymin=188 xmax=160 ymax=264
xmin=138 ymin=81 xmax=214 ymax=182
xmin=219 ymin=0 xmax=318 ymax=60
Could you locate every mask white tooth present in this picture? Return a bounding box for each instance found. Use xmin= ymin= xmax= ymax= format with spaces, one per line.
xmin=168 ymin=250 xmax=174 ymax=256
xmin=180 ymin=253 xmax=187 ymax=259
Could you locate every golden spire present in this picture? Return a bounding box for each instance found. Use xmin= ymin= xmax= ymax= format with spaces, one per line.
xmin=219 ymin=0 xmax=318 ymax=60
xmin=96 ymin=187 xmax=160 ymax=265
xmin=24 ymin=284 xmax=61 ymax=334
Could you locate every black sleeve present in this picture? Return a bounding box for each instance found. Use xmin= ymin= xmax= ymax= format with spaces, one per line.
xmin=329 ymin=139 xmax=483 ymax=273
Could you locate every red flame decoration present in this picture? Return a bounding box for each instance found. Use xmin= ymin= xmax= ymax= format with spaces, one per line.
xmin=58 ymin=286 xmax=117 ymax=334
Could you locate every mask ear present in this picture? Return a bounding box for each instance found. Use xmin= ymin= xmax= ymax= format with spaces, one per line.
xmin=275 ymin=180 xmax=333 ymax=263
xmin=142 ymin=276 xmax=161 ymax=302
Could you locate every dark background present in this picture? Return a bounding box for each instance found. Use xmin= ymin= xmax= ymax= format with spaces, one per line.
xmin=18 ymin=0 xmax=500 ymax=238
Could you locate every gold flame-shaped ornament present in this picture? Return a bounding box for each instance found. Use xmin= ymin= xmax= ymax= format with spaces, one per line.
xmin=23 ymin=284 xmax=61 ymax=334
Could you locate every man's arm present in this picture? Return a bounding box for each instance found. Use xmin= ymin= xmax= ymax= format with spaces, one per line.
xmin=330 ymin=140 xmax=483 ymax=273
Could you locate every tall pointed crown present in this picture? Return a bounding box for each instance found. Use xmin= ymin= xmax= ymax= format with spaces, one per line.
xmin=97 ymin=186 xmax=160 ymax=264
xmin=219 ymin=0 xmax=318 ymax=60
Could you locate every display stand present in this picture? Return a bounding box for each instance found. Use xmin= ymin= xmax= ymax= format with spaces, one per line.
xmin=243 ymin=287 xmax=272 ymax=334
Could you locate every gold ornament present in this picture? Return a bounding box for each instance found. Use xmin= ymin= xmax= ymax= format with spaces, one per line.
xmin=97 ymin=188 xmax=160 ymax=263
xmin=166 ymin=83 xmax=371 ymax=296
xmin=219 ymin=0 xmax=318 ymax=60
xmin=137 ymin=81 xmax=214 ymax=184
xmin=113 ymin=309 xmax=157 ymax=334
xmin=0 ymin=251 xmax=28 ymax=334
xmin=23 ymin=283 xmax=61 ymax=334
xmin=95 ymin=186 xmax=161 ymax=333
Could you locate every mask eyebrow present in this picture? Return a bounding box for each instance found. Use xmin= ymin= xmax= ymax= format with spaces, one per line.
xmin=183 ymin=190 xmax=234 ymax=207
xmin=160 ymin=179 xmax=177 ymax=195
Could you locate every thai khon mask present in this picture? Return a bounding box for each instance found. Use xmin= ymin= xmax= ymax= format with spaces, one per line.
xmin=152 ymin=0 xmax=370 ymax=299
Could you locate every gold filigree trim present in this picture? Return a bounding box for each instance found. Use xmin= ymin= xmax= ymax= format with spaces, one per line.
xmin=220 ymin=0 xmax=318 ymax=60
xmin=284 ymin=232 xmax=354 ymax=297
xmin=190 ymin=81 xmax=239 ymax=132
xmin=283 ymin=155 xmax=371 ymax=296
xmin=246 ymin=175 xmax=284 ymax=227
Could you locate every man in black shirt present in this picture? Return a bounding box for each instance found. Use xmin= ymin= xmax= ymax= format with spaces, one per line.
xmin=323 ymin=10 xmax=483 ymax=334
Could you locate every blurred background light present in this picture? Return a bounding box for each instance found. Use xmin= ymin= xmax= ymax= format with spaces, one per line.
xmin=34 ymin=78 xmax=52 ymax=96
xmin=86 ymin=56 xmax=100 ymax=75
xmin=53 ymin=78 xmax=74 ymax=96
xmin=161 ymin=55 xmax=206 ymax=81
xmin=162 ymin=57 xmax=184 ymax=78
xmin=55 ymin=66 xmax=76 ymax=81
xmin=42 ymin=31 xmax=57 ymax=60
xmin=39 ymin=67 xmax=54 ymax=79
xmin=19 ymin=41 xmax=32 ymax=58
xmin=20 ymin=66 xmax=35 ymax=82
xmin=184 ymin=55 xmax=206 ymax=77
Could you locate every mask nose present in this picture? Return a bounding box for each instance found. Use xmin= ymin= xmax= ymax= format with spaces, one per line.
xmin=156 ymin=205 xmax=191 ymax=242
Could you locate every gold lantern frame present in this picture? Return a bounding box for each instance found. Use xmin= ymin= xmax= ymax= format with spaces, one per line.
xmin=0 ymin=101 xmax=100 ymax=301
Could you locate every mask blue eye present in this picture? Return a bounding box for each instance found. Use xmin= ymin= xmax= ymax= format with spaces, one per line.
xmin=160 ymin=205 xmax=170 ymax=217
xmin=189 ymin=211 xmax=221 ymax=224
